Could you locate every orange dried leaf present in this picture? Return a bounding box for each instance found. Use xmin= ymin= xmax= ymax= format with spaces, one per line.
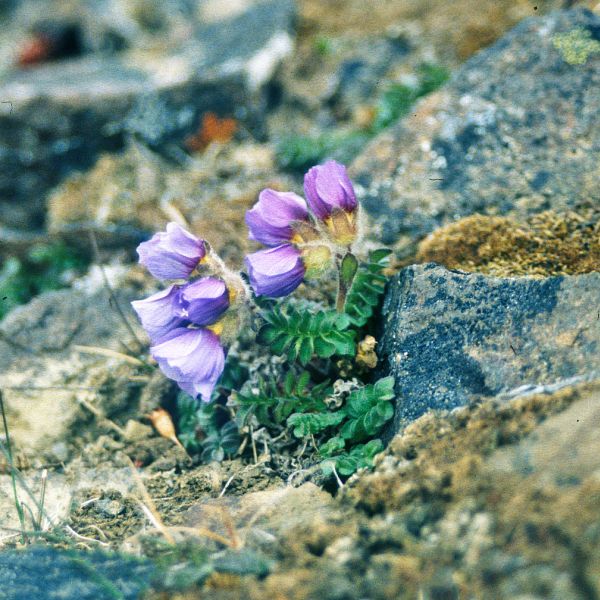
xmin=185 ymin=112 xmax=238 ymax=152
xmin=148 ymin=408 xmax=187 ymax=453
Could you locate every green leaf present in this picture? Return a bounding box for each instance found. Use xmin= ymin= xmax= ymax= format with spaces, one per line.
xmin=362 ymin=439 xmax=384 ymax=460
xmin=287 ymin=411 xmax=346 ymax=437
xmin=363 ymin=401 xmax=394 ymax=435
xmin=368 ymin=248 xmax=393 ymax=263
xmin=284 ymin=371 xmax=295 ymax=396
xmin=322 ymin=439 xmax=385 ymax=478
xmin=339 ymin=377 xmax=395 ymax=441
xmin=298 ymin=336 xmax=314 ymax=366
xmin=335 ymin=454 xmax=361 ymax=476
xmin=314 ymin=337 xmax=337 ymax=358
xmin=297 ymin=371 xmax=311 ymax=394
xmin=344 ymin=249 xmax=391 ymax=327
xmin=340 ymin=418 xmax=364 ymax=441
xmin=319 ymin=436 xmax=346 ymax=457
xmin=340 ymin=253 xmax=359 ymax=289
xmin=257 ymin=305 xmax=356 ymax=365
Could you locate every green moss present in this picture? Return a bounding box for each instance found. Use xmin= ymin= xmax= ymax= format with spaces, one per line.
xmin=275 ymin=129 xmax=371 ymax=173
xmin=312 ymin=35 xmax=333 ymax=56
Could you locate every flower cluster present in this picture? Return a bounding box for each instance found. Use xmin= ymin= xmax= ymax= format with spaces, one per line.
xmin=132 ymin=223 xmax=240 ymax=402
xmin=132 ymin=160 xmax=360 ymax=402
xmin=245 ymin=160 xmax=359 ymax=297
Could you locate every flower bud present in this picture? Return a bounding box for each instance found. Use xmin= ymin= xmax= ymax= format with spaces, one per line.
xmin=137 ymin=222 xmax=207 ymax=281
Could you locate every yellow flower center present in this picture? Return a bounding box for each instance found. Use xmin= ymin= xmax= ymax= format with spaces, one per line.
xmin=207 ymin=321 xmax=224 ymax=336
xmin=325 ymin=210 xmax=357 ymax=246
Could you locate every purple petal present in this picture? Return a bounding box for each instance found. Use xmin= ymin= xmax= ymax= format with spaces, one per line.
xmin=245 ymin=189 xmax=309 ymax=247
xmin=303 ymin=167 xmax=329 ymax=220
xmin=131 ymin=285 xmax=185 ymax=343
xmin=245 ymin=244 xmax=305 ymax=298
xmin=151 ymin=327 xmax=225 ymax=402
xmin=179 ymin=277 xmax=229 ymax=326
xmin=303 ymin=160 xmax=357 ymax=220
xmin=137 ymin=222 xmax=206 ymax=281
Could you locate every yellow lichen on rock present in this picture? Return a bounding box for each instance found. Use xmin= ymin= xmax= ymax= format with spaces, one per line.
xmin=416 ymin=210 xmax=600 ymax=277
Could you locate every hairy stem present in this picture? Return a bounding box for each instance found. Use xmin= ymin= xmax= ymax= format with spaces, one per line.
xmin=336 ymin=266 xmax=347 ymax=313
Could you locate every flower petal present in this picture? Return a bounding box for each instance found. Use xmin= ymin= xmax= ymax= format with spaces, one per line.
xmin=303 ymin=160 xmax=357 ymax=220
xmin=151 ymin=327 xmax=225 ymax=402
xmin=137 ymin=222 xmax=206 ymax=281
xmin=245 ymin=244 xmax=305 ymax=298
xmin=131 ymin=285 xmax=185 ymax=343
xmin=180 ymin=277 xmax=229 ymax=326
xmin=245 ymin=189 xmax=309 ymax=247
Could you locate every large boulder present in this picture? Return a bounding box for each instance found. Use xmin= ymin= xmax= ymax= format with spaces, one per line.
xmin=378 ymin=264 xmax=600 ymax=434
xmin=351 ymin=8 xmax=600 ymax=254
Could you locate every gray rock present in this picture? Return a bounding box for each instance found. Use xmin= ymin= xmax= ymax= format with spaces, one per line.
xmin=351 ymin=8 xmax=600 ymax=253
xmin=0 ymin=269 xmax=145 ymax=458
xmin=488 ymin=384 xmax=600 ymax=486
xmin=0 ymin=284 xmax=139 ymax=372
xmin=0 ymin=0 xmax=295 ymax=229
xmin=379 ymin=264 xmax=600 ymax=433
xmin=0 ymin=547 xmax=154 ymax=599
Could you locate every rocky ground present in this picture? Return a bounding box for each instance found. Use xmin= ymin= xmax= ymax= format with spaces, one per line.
xmin=0 ymin=1 xmax=599 ymax=599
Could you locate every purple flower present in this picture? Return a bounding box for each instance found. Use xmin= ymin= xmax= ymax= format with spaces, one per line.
xmin=245 ymin=244 xmax=306 ymax=297
xmin=179 ymin=277 xmax=229 ymax=326
xmin=151 ymin=327 xmax=226 ymax=402
xmin=303 ymin=160 xmax=357 ymax=220
xmin=131 ymin=285 xmax=185 ymax=343
xmin=137 ymin=222 xmax=206 ymax=281
xmin=245 ymin=189 xmax=310 ymax=247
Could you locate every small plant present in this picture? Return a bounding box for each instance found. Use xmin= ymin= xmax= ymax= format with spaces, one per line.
xmin=276 ymin=63 xmax=450 ymax=172
xmin=132 ymin=160 xmax=395 ymax=478
xmin=0 ymin=242 xmax=88 ymax=319
xmin=371 ymin=63 xmax=450 ymax=133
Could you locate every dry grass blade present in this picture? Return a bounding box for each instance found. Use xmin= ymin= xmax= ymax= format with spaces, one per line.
xmin=87 ymin=229 xmax=144 ymax=353
xmin=64 ymin=524 xmax=110 ymax=548
xmin=76 ymin=396 xmax=126 ymax=437
xmin=148 ymin=409 xmax=189 ymax=455
xmin=73 ymin=345 xmax=146 ymax=366
xmin=124 ymin=456 xmax=175 ymax=545
xmin=36 ymin=469 xmax=48 ymax=530
xmin=0 ymin=391 xmax=26 ymax=538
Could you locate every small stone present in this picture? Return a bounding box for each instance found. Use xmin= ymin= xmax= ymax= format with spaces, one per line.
xmin=95 ymin=498 xmax=125 ymax=518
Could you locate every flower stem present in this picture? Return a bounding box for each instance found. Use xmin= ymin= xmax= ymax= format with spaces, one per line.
xmin=336 ymin=277 xmax=347 ymax=313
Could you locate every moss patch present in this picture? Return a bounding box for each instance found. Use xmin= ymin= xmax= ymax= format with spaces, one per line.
xmin=416 ymin=210 xmax=600 ymax=277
